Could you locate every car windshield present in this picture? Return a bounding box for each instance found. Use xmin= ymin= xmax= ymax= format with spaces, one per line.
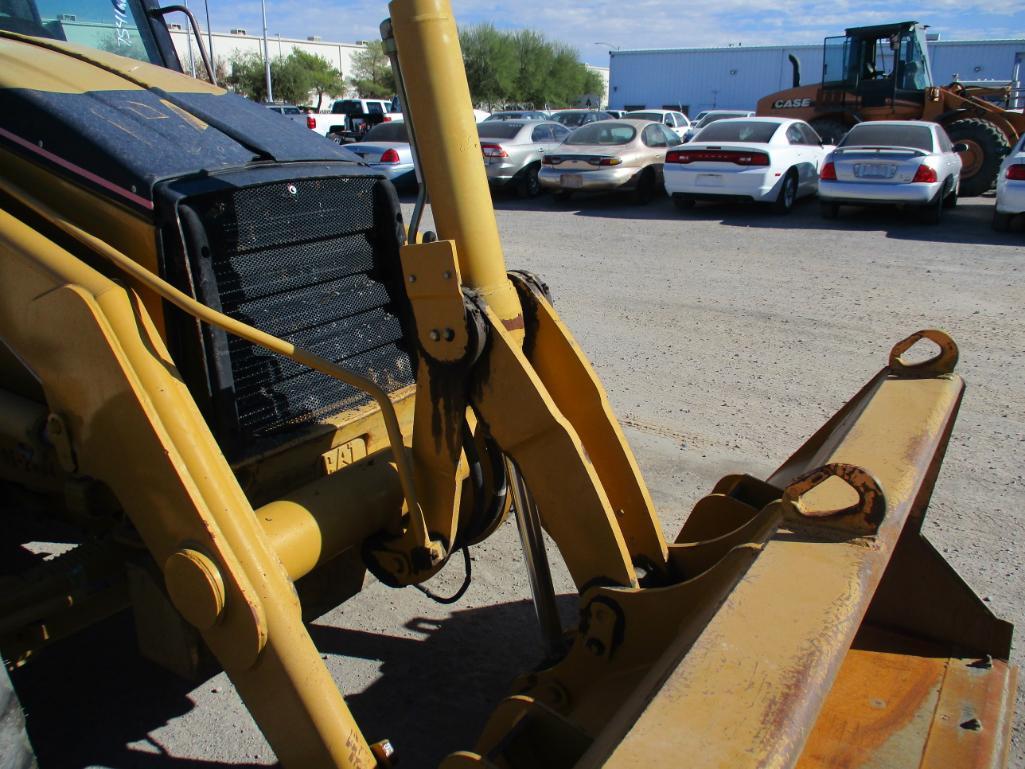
xmin=840 ymin=124 xmax=934 ymax=151
xmin=565 ymin=122 xmax=636 ymax=146
xmin=628 ymin=112 xmax=665 ymax=122
xmin=696 ymin=121 xmax=780 ymax=143
xmin=695 ymin=112 xmax=747 ymax=128
xmin=364 ymin=122 xmax=409 ymax=142
xmin=478 ymin=123 xmax=525 ymax=139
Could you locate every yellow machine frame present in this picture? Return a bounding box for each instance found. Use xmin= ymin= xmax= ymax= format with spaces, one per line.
xmin=0 ymin=1 xmax=1016 ymax=767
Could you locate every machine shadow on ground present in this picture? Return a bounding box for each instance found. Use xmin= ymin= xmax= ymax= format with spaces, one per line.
xmin=311 ymin=595 xmax=579 ymax=769
xmin=11 ymin=595 xmax=577 ymax=769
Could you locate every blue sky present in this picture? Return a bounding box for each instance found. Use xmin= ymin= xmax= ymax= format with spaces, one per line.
xmin=198 ymin=1 xmax=1025 ymax=66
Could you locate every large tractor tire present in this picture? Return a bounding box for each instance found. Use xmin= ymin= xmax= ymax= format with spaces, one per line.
xmin=944 ymin=118 xmax=1011 ymax=197
xmin=809 ymin=117 xmax=849 ymax=145
xmin=1 ymin=663 xmax=36 ymax=769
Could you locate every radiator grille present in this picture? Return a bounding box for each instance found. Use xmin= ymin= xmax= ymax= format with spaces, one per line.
xmin=182 ymin=175 xmax=414 ymax=446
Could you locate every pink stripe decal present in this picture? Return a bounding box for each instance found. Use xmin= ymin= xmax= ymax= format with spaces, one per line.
xmin=0 ymin=125 xmax=154 ymax=210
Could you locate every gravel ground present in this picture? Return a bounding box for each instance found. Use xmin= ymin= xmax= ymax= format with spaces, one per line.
xmin=13 ymin=193 xmax=1024 ymax=768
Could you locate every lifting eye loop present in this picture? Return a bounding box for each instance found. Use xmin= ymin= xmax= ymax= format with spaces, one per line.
xmin=888 ymin=329 xmax=958 ymax=378
xmin=783 ymin=462 xmax=886 ymax=526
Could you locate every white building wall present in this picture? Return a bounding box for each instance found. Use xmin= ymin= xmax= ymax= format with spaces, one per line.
xmin=609 ymin=39 xmax=1025 ymax=115
xmin=169 ymin=29 xmax=366 ymax=104
xmin=583 ymin=64 xmax=610 ymax=108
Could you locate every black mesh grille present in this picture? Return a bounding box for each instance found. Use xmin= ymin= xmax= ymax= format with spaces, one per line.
xmin=180 ymin=175 xmax=414 ymax=447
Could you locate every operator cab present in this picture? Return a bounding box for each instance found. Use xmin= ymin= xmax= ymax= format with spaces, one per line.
xmin=821 ymin=21 xmax=934 ymax=107
xmin=0 ymin=0 xmax=184 ymax=71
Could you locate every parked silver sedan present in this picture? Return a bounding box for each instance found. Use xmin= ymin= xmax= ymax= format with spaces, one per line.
xmin=346 ymin=121 xmax=417 ymax=191
xmin=818 ymin=121 xmax=965 ymax=223
xmin=479 ymin=120 xmax=571 ymax=197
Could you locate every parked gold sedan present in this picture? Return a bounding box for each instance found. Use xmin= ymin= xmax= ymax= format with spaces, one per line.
xmin=538 ymin=119 xmax=683 ymax=203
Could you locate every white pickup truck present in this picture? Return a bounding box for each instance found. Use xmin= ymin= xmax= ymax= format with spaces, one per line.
xmin=311 ymin=98 xmax=403 ymax=143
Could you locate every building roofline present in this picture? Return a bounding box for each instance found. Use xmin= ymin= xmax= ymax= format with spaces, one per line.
xmin=612 ymin=37 xmax=1025 ymax=56
xmin=167 ymin=28 xmax=366 ymax=49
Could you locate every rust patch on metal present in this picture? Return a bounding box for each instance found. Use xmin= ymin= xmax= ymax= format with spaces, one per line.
xmin=501 ymin=314 xmax=525 ymax=331
xmin=797 ymin=628 xmax=948 ymax=769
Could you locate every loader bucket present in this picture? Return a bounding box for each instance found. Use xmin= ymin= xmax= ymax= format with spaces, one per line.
xmin=446 ymin=330 xmax=1016 ymax=769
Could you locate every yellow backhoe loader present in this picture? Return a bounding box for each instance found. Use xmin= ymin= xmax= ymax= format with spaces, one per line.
xmin=0 ymin=1 xmax=1017 ymax=767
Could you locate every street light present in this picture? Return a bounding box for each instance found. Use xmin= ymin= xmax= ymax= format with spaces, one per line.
xmin=593 ymin=41 xmax=621 ymax=51
xmin=203 ymin=0 xmax=213 ymax=67
xmin=261 ymin=0 xmax=273 ymax=102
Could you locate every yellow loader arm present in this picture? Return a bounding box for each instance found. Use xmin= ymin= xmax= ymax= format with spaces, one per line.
xmin=0 ymin=0 xmax=1014 ymax=766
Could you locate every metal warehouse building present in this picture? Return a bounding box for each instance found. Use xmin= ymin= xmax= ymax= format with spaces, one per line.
xmin=608 ymin=38 xmax=1025 ymax=115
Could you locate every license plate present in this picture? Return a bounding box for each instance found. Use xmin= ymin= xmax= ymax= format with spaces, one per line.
xmin=561 ymin=174 xmax=584 ymax=189
xmin=695 ymin=173 xmax=723 ymax=187
xmin=854 ymin=163 xmax=896 ymax=179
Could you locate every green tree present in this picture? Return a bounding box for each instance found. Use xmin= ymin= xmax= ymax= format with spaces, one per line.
xmin=226 ymin=50 xmax=336 ymax=105
xmin=289 ymin=49 xmax=345 ymax=110
xmin=272 ymin=54 xmax=315 ymax=105
xmin=226 ymin=51 xmax=271 ymax=100
xmin=457 ymin=25 xmax=602 ymax=109
xmin=460 ymin=24 xmax=518 ymax=105
xmin=349 ymin=41 xmax=394 ymax=98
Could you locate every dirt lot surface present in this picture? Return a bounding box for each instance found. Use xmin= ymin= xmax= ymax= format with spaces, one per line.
xmin=13 ymin=193 xmax=1024 ymax=768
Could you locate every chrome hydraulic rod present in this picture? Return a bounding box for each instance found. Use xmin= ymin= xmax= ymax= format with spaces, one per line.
xmin=507 ymin=460 xmax=563 ymax=657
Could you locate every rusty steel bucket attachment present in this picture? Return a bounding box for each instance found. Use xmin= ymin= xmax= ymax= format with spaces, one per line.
xmin=445 ymin=330 xmax=1016 ymax=769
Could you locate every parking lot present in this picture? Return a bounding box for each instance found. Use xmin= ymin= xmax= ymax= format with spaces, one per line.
xmin=14 ymin=192 xmax=1024 ymax=768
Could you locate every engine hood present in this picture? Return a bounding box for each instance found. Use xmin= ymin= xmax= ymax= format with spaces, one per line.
xmin=0 ymin=32 xmax=360 ymax=211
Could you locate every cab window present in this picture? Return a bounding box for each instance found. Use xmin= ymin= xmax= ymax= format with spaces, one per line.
xmin=3 ymin=0 xmax=162 ymax=63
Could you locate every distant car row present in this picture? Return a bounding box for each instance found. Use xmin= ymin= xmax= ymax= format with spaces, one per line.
xmin=269 ymin=102 xmax=1024 ymax=231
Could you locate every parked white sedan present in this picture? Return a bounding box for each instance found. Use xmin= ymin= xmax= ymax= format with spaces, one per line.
xmin=625 ymin=109 xmax=691 ymax=140
xmin=818 ymin=121 xmax=964 ymax=224
xmin=993 ymin=132 xmax=1025 ymax=231
xmin=663 ymin=117 xmax=830 ymax=213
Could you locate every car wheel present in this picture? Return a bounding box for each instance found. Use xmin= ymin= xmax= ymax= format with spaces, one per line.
xmin=631 ymin=169 xmax=656 ymax=205
xmin=673 ymin=195 xmax=695 ymax=211
xmin=553 ymin=190 xmax=573 ymax=202
xmin=942 ymin=181 xmax=958 ymax=209
xmin=772 ymin=171 xmax=797 ymax=214
xmin=992 ymin=211 xmax=1013 ymax=232
xmin=921 ymin=186 xmax=945 ymax=225
xmin=820 ymin=202 xmax=839 ymax=219
xmin=517 ymin=163 xmax=542 ymax=199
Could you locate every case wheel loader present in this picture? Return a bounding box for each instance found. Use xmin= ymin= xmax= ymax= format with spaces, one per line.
xmin=0 ymin=1 xmax=1017 ymax=767
xmin=757 ymin=21 xmax=1025 ymax=197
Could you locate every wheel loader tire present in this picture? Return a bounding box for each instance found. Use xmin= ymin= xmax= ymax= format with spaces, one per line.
xmin=0 ymin=663 xmax=37 ymax=769
xmin=809 ymin=118 xmax=848 ymax=145
xmin=944 ymin=118 xmax=1010 ymax=197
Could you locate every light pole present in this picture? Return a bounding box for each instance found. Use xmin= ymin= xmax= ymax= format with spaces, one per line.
xmin=260 ymin=0 xmax=273 ymax=102
xmin=203 ymin=0 xmax=213 ymax=67
xmin=593 ymin=41 xmax=621 ymax=51
xmin=183 ymin=0 xmax=196 ymax=77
